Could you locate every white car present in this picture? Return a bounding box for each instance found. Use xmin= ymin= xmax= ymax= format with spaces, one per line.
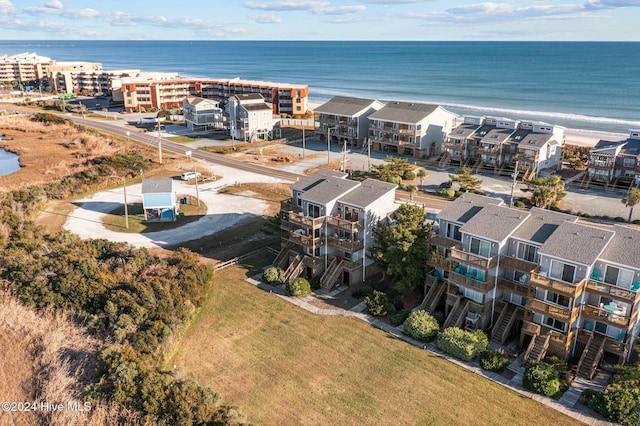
xmin=180 ymin=171 xmax=201 ymax=180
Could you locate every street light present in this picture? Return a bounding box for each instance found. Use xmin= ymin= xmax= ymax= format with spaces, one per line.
xmin=156 ymin=122 xmax=163 ymax=164
xmin=125 ymin=130 xmax=130 ymax=152
xmin=185 ymin=151 xmax=200 ymax=207
xmin=327 ymin=126 xmax=337 ymax=165
xmin=110 ymin=175 xmax=129 ymax=229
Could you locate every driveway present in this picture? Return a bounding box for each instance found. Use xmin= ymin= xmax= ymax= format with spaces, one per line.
xmin=62 ymin=163 xmax=286 ymax=248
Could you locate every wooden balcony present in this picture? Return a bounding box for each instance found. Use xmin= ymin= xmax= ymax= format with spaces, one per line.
xmin=522 ymin=319 xmax=574 ymax=348
xmin=515 ymin=152 xmax=539 ymax=163
xmin=428 ymin=235 xmax=461 ymax=250
xmin=303 ymin=256 xmax=324 ymax=269
xmin=287 ymin=232 xmax=321 ymax=248
xmin=426 ymin=253 xmax=458 ymax=271
xmin=449 ymin=271 xmax=493 ymax=292
xmin=450 ymin=247 xmax=497 ymax=270
xmin=326 ymin=216 xmax=362 ymax=233
xmin=604 ymin=338 xmax=629 ymax=357
xmin=587 ymin=279 xmax=638 ymax=303
xmin=581 ymin=304 xmax=631 ymax=329
xmin=341 ymin=259 xmax=362 ymax=272
xmin=477 ymin=145 xmax=500 ymax=155
xmin=499 ymin=255 xmax=539 ymax=273
xmin=522 ymin=320 xmax=541 ymax=336
xmin=287 ymin=212 xmax=325 ymax=230
xmin=530 ymin=272 xmax=585 ymax=298
xmin=280 ymin=200 xmax=301 ymax=214
xmin=496 ymin=277 xmax=531 ymax=298
xmin=327 ymin=235 xmax=364 ymax=252
xmin=526 ymin=299 xmax=579 ymax=323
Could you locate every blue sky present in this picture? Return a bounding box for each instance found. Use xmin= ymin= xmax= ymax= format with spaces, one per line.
xmin=1 ymin=0 xmax=639 ymax=41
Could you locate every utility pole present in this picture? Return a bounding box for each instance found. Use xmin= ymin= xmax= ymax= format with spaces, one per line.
xmin=186 ymin=151 xmax=200 ymax=207
xmin=125 ymin=130 xmax=130 ymax=153
xmin=327 ymin=126 xmax=336 ymax=165
xmin=157 ymin=122 xmax=163 ymax=164
xmin=123 ymin=177 xmax=129 ymax=229
xmin=510 ymin=161 xmax=519 ymax=208
xmin=367 ymin=138 xmax=371 ymax=173
xmin=302 ymin=123 xmax=305 ymax=159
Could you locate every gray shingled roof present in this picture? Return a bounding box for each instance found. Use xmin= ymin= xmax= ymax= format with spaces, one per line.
xmin=449 ymin=124 xmax=479 ymax=140
xmin=517 ymin=132 xmax=554 ymax=149
xmin=290 ymin=169 xmax=347 ymax=192
xmin=314 ymin=96 xmax=380 ymax=117
xmin=620 ymin=138 xmax=640 ymax=157
xmin=338 ymin=178 xmax=397 ymax=208
xmin=142 ymin=178 xmax=173 ymax=194
xmin=368 ymin=101 xmax=439 ymax=124
xmin=460 ymin=204 xmax=529 ymax=242
xmin=479 ymin=127 xmax=515 ymax=144
xmin=592 ymin=139 xmax=625 ymax=153
xmin=437 ymin=193 xmax=503 ymax=224
xmin=243 ymin=103 xmax=271 ymax=111
xmin=234 ymin=93 xmax=264 ymax=101
xmin=599 ymin=225 xmax=640 ymax=270
xmin=300 ymin=176 xmax=360 ymax=204
xmin=539 ymin=221 xmax=614 ymax=266
xmin=511 ymin=207 xmax=577 ymax=244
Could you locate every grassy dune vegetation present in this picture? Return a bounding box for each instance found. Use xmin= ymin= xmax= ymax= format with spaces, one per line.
xmin=169 ymin=264 xmax=581 ymax=426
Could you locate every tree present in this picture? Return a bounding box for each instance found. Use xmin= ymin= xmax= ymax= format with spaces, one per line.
xmin=417 ymin=168 xmax=428 ymax=187
xmin=622 ymin=188 xmax=640 ymax=222
xmin=449 ymin=167 xmax=482 ymax=193
xmin=405 ymin=184 xmax=417 ymax=201
xmin=368 ymin=203 xmax=431 ymax=290
xmin=372 ymin=156 xmax=414 ymax=184
xmin=523 ymin=175 xmax=566 ymax=209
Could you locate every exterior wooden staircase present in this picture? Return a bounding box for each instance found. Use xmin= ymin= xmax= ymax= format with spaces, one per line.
xmin=438 ymin=152 xmax=450 ymax=169
xmin=273 ymin=242 xmax=295 ymax=269
xmin=282 ymin=253 xmax=304 ymax=282
xmin=420 ymin=282 xmax=447 ymax=313
xmin=472 ymin=158 xmax=483 ymax=174
xmin=491 ymin=304 xmax=521 ymax=345
xmin=523 ymin=333 xmax=550 ymax=367
xmin=320 ymin=257 xmax=342 ymax=290
xmin=577 ymin=334 xmax=606 ymax=380
xmin=443 ymin=299 xmax=470 ymax=329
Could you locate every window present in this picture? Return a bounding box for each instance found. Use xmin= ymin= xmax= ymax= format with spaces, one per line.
xmin=517 ymin=242 xmax=539 ymax=263
xmin=549 ymin=260 xmax=575 ymax=283
xmin=446 ymin=223 xmax=461 ymax=241
xmin=604 ymin=266 xmax=634 ymax=289
xmin=544 ymin=317 xmax=567 ymax=332
xmin=514 ymin=271 xmax=528 ymax=284
xmin=307 ymin=203 xmax=321 ymax=218
xmin=464 ymin=288 xmax=483 ymax=303
xmin=296 ymin=106 xmax=301 ymax=112
xmin=545 ymin=291 xmax=571 ymax=308
xmin=470 ymin=237 xmax=491 ymax=258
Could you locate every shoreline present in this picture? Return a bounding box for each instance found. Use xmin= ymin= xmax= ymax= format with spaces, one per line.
xmin=307 ymin=100 xmax=628 ymax=148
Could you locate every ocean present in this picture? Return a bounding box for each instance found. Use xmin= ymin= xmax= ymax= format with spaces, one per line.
xmin=2 ymin=40 xmax=639 ymax=134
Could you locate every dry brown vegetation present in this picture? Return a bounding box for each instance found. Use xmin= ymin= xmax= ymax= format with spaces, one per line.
xmin=0 ymin=290 xmax=146 ymax=426
xmin=0 ymin=115 xmax=121 ymax=191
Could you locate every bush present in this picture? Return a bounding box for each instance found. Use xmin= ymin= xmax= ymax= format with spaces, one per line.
xmin=588 ymin=387 xmax=640 ymax=425
xmin=436 ymin=188 xmax=455 ymax=198
xmin=480 ymin=350 xmax=509 ymax=372
xmin=615 ymin=216 xmax=626 ymax=222
xmin=285 ymin=277 xmax=311 ymax=297
xmin=262 ymin=266 xmax=285 ymax=285
xmin=633 ymin=219 xmax=640 ymax=225
xmin=390 ymin=309 xmax=411 ymax=327
xmin=403 ymin=310 xmax=439 ymax=342
xmin=403 ymin=170 xmax=416 ymax=181
xmin=437 ymin=327 xmax=489 ymax=361
xmin=514 ymin=200 xmax=525 ymax=208
xmin=582 ymin=212 xmax=591 ymax=218
xmin=309 ymin=276 xmax=321 ymax=290
xmin=351 ymin=285 xmax=374 ymax=299
xmin=523 ymin=362 xmax=561 ymax=397
xmin=365 ymin=290 xmax=392 ymax=316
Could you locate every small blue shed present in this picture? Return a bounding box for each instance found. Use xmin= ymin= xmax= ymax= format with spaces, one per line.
xmin=141 ymin=178 xmax=177 ymax=222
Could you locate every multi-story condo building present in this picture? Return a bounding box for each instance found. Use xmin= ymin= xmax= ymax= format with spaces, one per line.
xmin=443 ymin=116 xmax=564 ymax=179
xmin=314 ymin=96 xmax=384 ymax=148
xmin=183 ymin=96 xmax=225 ymax=132
xmin=586 ymin=130 xmax=640 ymax=188
xmin=227 ymin=94 xmax=274 ymax=142
xmin=0 ymin=52 xmax=53 ymax=82
xmin=276 ymin=169 xmax=397 ymax=290
xmin=426 ymin=193 xmax=640 ymax=378
xmin=367 ymin=101 xmax=457 ymax=158
xmin=121 ymin=77 xmax=194 ymax=112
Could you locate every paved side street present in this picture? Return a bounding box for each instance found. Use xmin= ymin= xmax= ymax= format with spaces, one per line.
xmin=246 ymin=275 xmax=616 ymax=426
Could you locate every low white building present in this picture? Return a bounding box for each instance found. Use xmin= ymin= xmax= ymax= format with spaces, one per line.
xmin=183 ymin=96 xmax=224 ymax=132
xmin=227 ymin=93 xmax=274 ymax=142
xmin=141 ymin=178 xmax=178 ymax=222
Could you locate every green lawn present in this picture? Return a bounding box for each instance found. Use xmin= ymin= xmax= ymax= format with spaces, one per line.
xmin=168 ymin=264 xmax=581 ymax=426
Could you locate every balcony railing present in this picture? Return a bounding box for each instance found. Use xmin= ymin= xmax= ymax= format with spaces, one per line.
xmin=581 ymin=304 xmax=631 ymax=329
xmin=587 ymin=279 xmax=637 ymax=303
xmin=522 ymin=321 xmax=541 ymax=335
xmin=496 ymin=277 xmax=531 ymax=298
xmin=327 ymin=216 xmax=362 ymax=233
xmin=515 ymin=152 xmax=539 ymax=162
xmin=288 ymin=212 xmax=325 ymax=229
xmin=428 ymin=235 xmax=461 ymax=250
xmin=287 ymin=232 xmax=321 ymax=248
xmin=449 ymin=271 xmax=493 ymax=292
xmin=450 ymin=248 xmax=497 ymax=270
xmin=604 ymin=338 xmax=628 ymax=356
xmin=426 ymin=253 xmax=458 ymax=271
xmin=341 ymin=259 xmax=362 ymax=272
xmin=327 ymin=236 xmax=364 ymax=252
xmin=303 ymin=256 xmax=324 ymax=269
xmin=499 ymin=255 xmax=539 ymax=273
xmin=530 ymin=272 xmax=585 ymax=298
xmin=526 ymin=299 xmax=579 ymax=323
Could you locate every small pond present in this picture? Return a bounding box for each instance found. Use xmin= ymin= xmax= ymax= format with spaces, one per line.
xmin=0 ymin=148 xmax=21 ymax=176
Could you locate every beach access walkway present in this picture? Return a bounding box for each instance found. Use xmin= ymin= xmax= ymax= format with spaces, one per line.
xmin=246 ymin=274 xmax=616 ymax=426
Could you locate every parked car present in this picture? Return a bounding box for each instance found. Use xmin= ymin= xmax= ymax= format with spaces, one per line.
xmin=438 ymin=181 xmax=452 ymax=189
xmin=181 ymin=171 xmax=201 ymax=180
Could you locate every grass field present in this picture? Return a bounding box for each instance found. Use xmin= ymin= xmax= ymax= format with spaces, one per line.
xmin=168 ymin=262 xmax=581 ymax=426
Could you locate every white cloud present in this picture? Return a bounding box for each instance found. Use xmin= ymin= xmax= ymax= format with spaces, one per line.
xmin=358 ymin=0 xmax=431 ymax=3
xmin=0 ymin=0 xmax=16 ymax=14
xmin=244 ymin=1 xmax=329 ymax=11
xmin=313 ymin=5 xmax=367 ymax=15
xmin=45 ymin=0 xmax=64 ymax=9
xmin=249 ymin=13 xmax=282 ymax=23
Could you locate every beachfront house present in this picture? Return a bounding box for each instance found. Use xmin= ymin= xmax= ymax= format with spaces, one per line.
xmin=367 ymin=101 xmax=457 ymax=158
xmin=425 ymin=194 xmax=640 ymax=378
xmin=275 ymin=169 xmax=397 ymax=289
xmin=183 ymin=96 xmax=225 ymax=132
xmin=586 ymin=131 xmax=640 ymax=188
xmin=141 ymin=178 xmax=178 ymax=222
xmin=314 ymin=96 xmax=384 ymax=148
xmin=226 ymin=93 xmax=274 ymax=142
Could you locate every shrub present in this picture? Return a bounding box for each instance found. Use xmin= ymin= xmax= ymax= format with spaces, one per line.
xmin=581 ymin=212 xmax=591 ymax=218
xmin=436 ymin=188 xmax=455 ymax=198
xmin=385 ymin=287 xmax=404 ymax=312
xmin=365 ymin=290 xmax=391 ymax=316
xmin=588 ymin=387 xmax=640 ymax=425
xmin=403 ymin=310 xmax=439 ymax=342
xmin=514 ymin=200 xmax=525 ymax=208
xmin=615 ymin=216 xmax=626 ymax=222
xmin=437 ymin=327 xmax=489 ymax=361
xmin=523 ymin=362 xmax=561 ymax=397
xmin=633 ymin=219 xmax=640 ymax=225
xmin=480 ymin=349 xmax=509 ymax=372
xmin=285 ymin=277 xmax=311 ymax=297
xmin=309 ymin=276 xmax=321 ymax=290
xmin=403 ymin=170 xmax=416 ymax=181
xmin=390 ymin=309 xmax=412 ymax=327
xmin=351 ymin=285 xmax=374 ymax=299
xmin=262 ymin=266 xmax=285 ymax=285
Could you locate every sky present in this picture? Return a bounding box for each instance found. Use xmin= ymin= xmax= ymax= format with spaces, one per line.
xmin=1 ymin=0 xmax=639 ymax=41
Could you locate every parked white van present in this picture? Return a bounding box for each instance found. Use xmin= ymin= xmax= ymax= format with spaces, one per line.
xmin=180 ymin=171 xmax=201 ymax=180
